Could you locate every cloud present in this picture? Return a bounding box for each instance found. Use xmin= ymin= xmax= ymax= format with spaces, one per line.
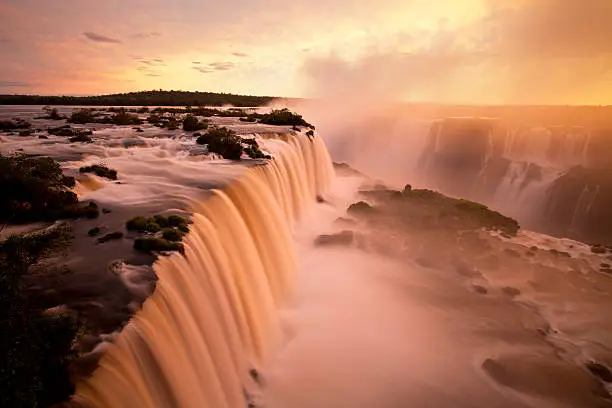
xmin=232 ymin=52 xmax=249 ymax=57
xmin=208 ymin=62 xmax=235 ymax=71
xmin=193 ymin=66 xmax=213 ymax=74
xmin=131 ymin=32 xmax=161 ymax=39
xmin=137 ymin=58 xmax=166 ymax=67
xmin=192 ymin=61 xmax=201 ymax=64
xmin=300 ymin=0 xmax=612 ymax=104
xmin=145 ymin=73 xmax=161 ymax=77
xmin=0 ymin=81 xmax=30 ymax=87
xmin=83 ymin=32 xmax=122 ymax=44
xmin=192 ymin=61 xmax=236 ymax=74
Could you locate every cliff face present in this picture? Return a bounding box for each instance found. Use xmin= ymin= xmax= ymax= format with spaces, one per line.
xmin=418 ymin=118 xmax=612 ymax=244
xmin=418 ymin=118 xmax=498 ymax=197
xmin=544 ymin=167 xmax=612 ymax=244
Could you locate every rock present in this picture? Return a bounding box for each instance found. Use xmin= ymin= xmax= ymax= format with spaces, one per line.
xmin=314 ymin=230 xmax=354 ymax=247
xmin=38 ymin=135 xmax=49 ymax=139
xmin=473 ymin=285 xmax=488 ymax=294
xmin=585 ymin=361 xmax=612 ymax=383
xmin=502 ymin=286 xmax=521 ymax=297
xmin=88 ymin=227 xmax=101 ymax=236
xmin=347 ymin=201 xmax=375 ymax=216
xmin=97 ymin=231 xmax=124 ymax=244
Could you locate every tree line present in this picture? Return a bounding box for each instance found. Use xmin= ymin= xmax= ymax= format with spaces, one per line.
xmin=0 ymin=90 xmax=276 ymax=107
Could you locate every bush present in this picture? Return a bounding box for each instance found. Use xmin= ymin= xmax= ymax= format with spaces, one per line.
xmin=79 ymin=165 xmax=118 ymax=180
xmin=133 ymin=237 xmax=183 ymax=253
xmin=162 ymin=228 xmax=183 ymax=242
xmin=126 ymin=216 xmax=160 ymax=233
xmin=167 ymin=215 xmax=189 ymax=228
xmin=258 ymin=108 xmax=314 ymax=128
xmin=111 ymin=111 xmax=142 ymax=126
xmin=41 ymin=106 xmax=63 ymax=120
xmin=0 ymin=224 xmax=77 ymax=407
xmin=68 ymin=109 xmax=98 ymax=124
xmin=182 ymin=114 xmax=208 ymax=131
xmin=147 ymin=114 xmax=161 ymax=124
xmin=0 ymin=154 xmax=79 ymax=223
xmin=0 ymin=119 xmax=31 ymax=130
xmin=196 ymin=127 xmax=243 ymax=160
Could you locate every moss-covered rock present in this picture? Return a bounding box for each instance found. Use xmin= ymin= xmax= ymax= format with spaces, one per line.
xmin=182 ymin=114 xmax=208 ymax=131
xmin=133 ymin=237 xmax=184 ymax=253
xmin=79 ymin=165 xmax=118 ymax=180
xmin=161 ymin=228 xmax=184 ymax=242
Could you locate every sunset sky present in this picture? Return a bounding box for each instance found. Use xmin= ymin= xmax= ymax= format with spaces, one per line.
xmin=1 ymin=0 xmax=612 ymax=104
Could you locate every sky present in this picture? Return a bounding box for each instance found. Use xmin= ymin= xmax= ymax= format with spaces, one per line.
xmin=1 ymin=0 xmax=612 ymax=104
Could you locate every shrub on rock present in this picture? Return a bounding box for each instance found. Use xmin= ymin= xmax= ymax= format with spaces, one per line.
xmin=79 ymin=165 xmax=118 ymax=180
xmin=182 ymin=114 xmax=208 ymax=131
xmin=0 ymin=154 xmax=79 ymax=223
xmin=133 ymin=237 xmax=183 ymax=253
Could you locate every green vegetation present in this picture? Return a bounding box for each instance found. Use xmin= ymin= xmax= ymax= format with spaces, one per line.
xmin=0 ymin=90 xmax=274 ymax=107
xmin=40 ymin=106 xmax=63 ymax=120
xmin=0 ymin=118 xmax=31 ymax=130
xmin=79 ymin=165 xmax=118 ymax=180
xmin=1 ymin=224 xmax=77 ymax=407
xmin=48 ymin=125 xmax=92 ymax=137
xmin=0 ymin=154 xmax=79 ymax=223
xmin=258 ymin=109 xmax=314 ymax=128
xmin=68 ymin=109 xmax=99 ymax=124
xmin=196 ymin=127 xmax=243 ymax=160
xmin=110 ymin=110 xmax=142 ymax=126
xmin=351 ymin=185 xmax=520 ymax=236
xmin=182 ymin=114 xmax=208 ymax=131
xmin=126 ymin=214 xmax=189 ymax=234
xmin=126 ymin=216 xmax=162 ymax=233
xmin=162 ymin=228 xmax=184 ymax=242
xmin=134 ymin=237 xmax=184 ymax=253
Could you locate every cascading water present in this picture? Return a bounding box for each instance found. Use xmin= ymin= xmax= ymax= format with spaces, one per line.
xmin=72 ymin=133 xmax=335 ymax=408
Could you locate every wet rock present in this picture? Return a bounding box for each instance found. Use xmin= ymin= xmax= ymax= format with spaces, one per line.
xmin=96 ymin=232 xmax=124 ymax=244
xmin=586 ymin=361 xmax=612 ymax=383
xmin=88 ymin=227 xmax=101 ymax=237
xmin=502 ymin=286 xmax=521 ymax=297
xmin=314 ymin=230 xmax=354 ymax=247
xmin=504 ymin=248 xmax=521 ymax=258
xmin=347 ymin=201 xmax=375 ymax=216
xmin=483 ymin=356 xmax=610 ymax=404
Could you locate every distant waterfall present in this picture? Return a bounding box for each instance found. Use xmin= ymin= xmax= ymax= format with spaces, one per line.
xmin=72 ymin=133 xmax=334 ymax=408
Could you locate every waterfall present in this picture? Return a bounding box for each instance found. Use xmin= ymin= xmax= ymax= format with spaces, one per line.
xmin=72 ymin=133 xmax=335 ymax=408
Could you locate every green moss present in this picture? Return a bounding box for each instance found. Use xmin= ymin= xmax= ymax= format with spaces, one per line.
xmin=162 ymin=228 xmax=183 ymax=242
xmin=133 ymin=237 xmax=184 ymax=253
xmin=79 ymin=165 xmax=118 ymax=180
xmin=167 ymin=215 xmax=189 ymax=228
xmin=125 ymin=216 xmax=161 ymax=233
